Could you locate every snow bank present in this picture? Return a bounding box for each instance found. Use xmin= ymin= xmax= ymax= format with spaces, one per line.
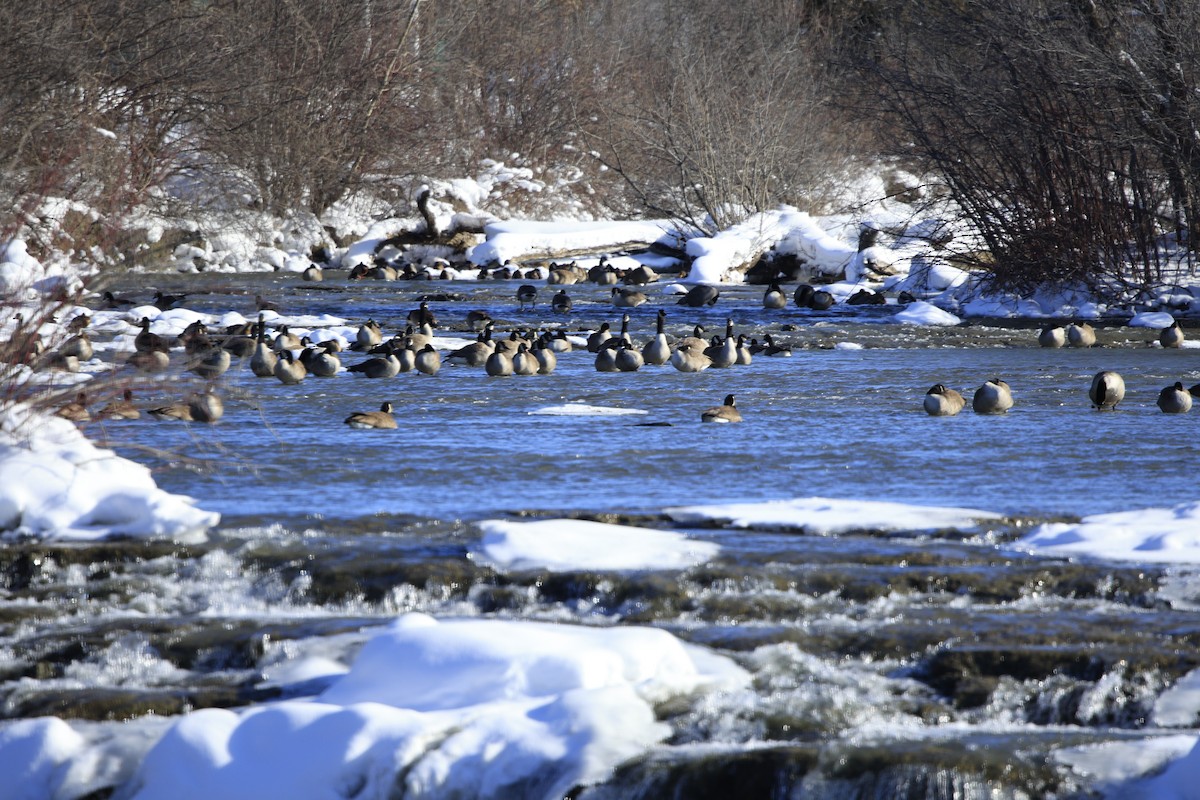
xmin=893 ymin=300 xmax=962 ymax=326
xmin=474 ymin=518 xmax=719 ymax=572
xmin=1018 ymin=502 xmax=1200 ymax=564
xmin=115 ymin=613 xmax=748 ymax=800
xmin=666 ymin=497 xmax=1001 ymax=535
xmin=469 ymin=219 xmax=676 ymax=266
xmin=0 ymin=403 xmax=218 ymax=542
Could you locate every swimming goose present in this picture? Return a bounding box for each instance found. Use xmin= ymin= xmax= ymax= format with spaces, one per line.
xmin=345 ymin=402 xmax=398 ymax=429
xmin=127 ymin=349 xmax=170 ymax=373
xmin=551 ymin=290 xmax=573 ymax=313
xmin=512 ymin=343 xmax=539 ymax=375
xmin=615 ymin=341 xmax=644 ymax=372
xmin=1088 ymin=371 xmax=1125 ymax=410
xmin=255 ymin=294 xmax=279 ymax=313
xmin=273 ymin=325 xmax=303 ymax=352
xmin=466 ymin=310 xmax=493 ymax=332
xmin=300 ymin=342 xmax=341 ymax=377
xmin=134 ymin=318 xmax=169 ymax=354
xmin=301 ymin=264 xmax=323 ymax=282
xmin=763 ymin=284 xmax=787 ymax=310
xmin=406 ymin=322 xmax=435 ymax=350
xmin=923 ymin=384 xmax=965 ymax=416
xmin=586 ymin=322 xmax=612 ymax=353
xmin=670 ymin=341 xmax=712 ymax=373
xmin=546 ymin=330 xmax=573 ymax=354
xmin=1160 ymin=320 xmax=1185 ymax=349
xmin=101 ymin=290 xmax=135 ymax=308
xmin=250 ymin=314 xmax=277 ymax=377
xmin=188 ymin=391 xmax=224 ymax=424
xmin=55 ymin=392 xmax=90 ymax=422
xmin=735 ymin=334 xmax=753 ymax=365
xmin=612 ymin=286 xmax=648 ymax=308
xmin=153 ymin=290 xmax=185 ymax=309
xmin=222 ymin=327 xmax=258 ymax=358
xmin=1157 ymin=381 xmax=1192 ymax=413
xmin=761 ymin=333 xmax=793 ymax=357
xmin=352 ymin=320 xmax=384 ymax=351
xmin=414 ymin=343 xmax=442 ymax=376
xmin=485 ymin=348 xmax=514 ymax=376
xmin=701 ymin=394 xmax=743 ymax=423
xmin=347 ymin=349 xmax=401 ymax=379
xmin=594 ymin=346 xmax=619 ymax=372
xmin=1066 ymin=322 xmax=1096 ymax=348
xmin=96 ymin=388 xmax=140 ymax=420
xmin=273 ymin=349 xmax=308 ymax=384
xmin=516 ymin=284 xmax=538 ymax=309
xmin=148 ymin=401 xmax=193 ymax=422
xmin=447 ymin=324 xmax=495 ymax=366
xmin=972 ymin=378 xmax=1014 ymax=414
xmin=407 ymin=301 xmax=437 ymax=328
xmin=1038 ymin=326 xmax=1066 ymax=348
xmin=642 ymin=309 xmax=671 ymax=365
xmin=533 ymin=340 xmax=557 ymax=374
xmin=704 ymin=319 xmax=737 ymax=368
xmin=677 ymin=284 xmax=720 ymax=307
xmin=794 ymin=284 xmax=814 ymax=308
xmin=493 ymin=332 xmax=523 ymax=357
xmin=188 ymin=344 xmax=231 ymax=380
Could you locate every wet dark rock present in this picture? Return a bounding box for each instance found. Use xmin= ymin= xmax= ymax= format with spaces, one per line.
xmin=578 ymin=747 xmax=818 ymax=800
xmin=7 ymin=683 xmax=281 ymax=721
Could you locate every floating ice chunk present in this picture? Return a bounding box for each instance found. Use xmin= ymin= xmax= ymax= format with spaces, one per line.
xmin=1019 ymin=502 xmax=1200 ymax=564
xmin=894 ymin=301 xmax=961 ymax=326
xmin=666 ymin=496 xmax=1001 ymax=535
xmin=528 ymin=404 xmax=647 ymax=416
xmin=475 ymin=518 xmax=719 ymax=572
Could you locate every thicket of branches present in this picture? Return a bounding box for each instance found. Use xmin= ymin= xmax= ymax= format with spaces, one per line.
xmin=866 ymin=0 xmax=1200 ymax=293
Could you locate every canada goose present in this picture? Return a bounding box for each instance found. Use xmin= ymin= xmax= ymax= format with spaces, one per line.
xmin=809 ymin=289 xmax=835 ymax=310
xmin=395 ymin=344 xmax=417 ymax=373
xmin=670 ymin=341 xmax=712 ymax=373
xmin=761 ymin=333 xmax=793 ymax=357
xmin=148 ymin=401 xmax=193 ymax=421
xmin=96 ymin=388 xmax=140 ymax=420
xmin=493 ymin=332 xmax=523 ymax=357
xmin=546 ymin=330 xmax=573 ymax=353
xmin=407 ymin=322 xmax=435 ymax=351
xmin=301 ymin=264 xmax=323 ymax=282
xmin=972 ymin=378 xmax=1014 ymax=414
xmin=1066 ymin=322 xmax=1096 ymax=348
xmin=300 ymin=343 xmax=341 ymax=377
xmin=345 ymin=402 xmax=398 ymax=429
xmin=624 ymin=265 xmax=659 ymax=285
xmin=134 ymin=318 xmax=169 ymax=354
xmin=794 ymin=284 xmax=814 ymax=308
xmin=188 ymin=391 xmax=224 ymax=423
xmin=589 ymin=259 xmax=620 ymax=284
xmin=273 ymin=326 xmax=303 ymax=352
xmin=551 ymin=290 xmax=573 ymax=313
xmin=923 ymin=384 xmax=965 ymax=416
xmin=1038 ymin=326 xmax=1066 ymax=348
xmin=176 ymin=320 xmax=209 ymax=350
xmin=642 ymin=309 xmax=670 ymax=365
xmin=1160 ymin=320 xmax=1185 ymax=349
xmin=255 ymin=294 xmax=279 ymax=313
xmin=516 ymin=284 xmax=538 ymax=309
xmin=587 ymin=322 xmax=612 ymax=353
xmin=735 ymin=335 xmax=753 ymax=365
xmin=448 ymin=324 xmax=496 ymax=366
xmin=101 ymin=290 xmax=134 ymax=308
xmin=65 ymin=313 xmax=90 ymax=334
xmin=547 ymin=266 xmax=580 ymax=285
xmin=466 ymin=310 xmax=493 ymax=332
xmin=533 ymin=340 xmax=557 ymax=374
xmin=367 ymin=264 xmax=397 ymax=281
xmin=705 ymin=319 xmax=737 ymax=368
xmin=58 ymin=331 xmax=92 ymax=362
xmin=153 ymin=290 xmax=185 ymax=309
xmin=271 ymin=349 xmax=307 ymax=384
xmin=222 ymin=328 xmax=257 ymax=358
xmin=701 ymin=394 xmax=743 ymax=423
xmin=1089 ymin=371 xmax=1125 ymax=410
xmin=594 ymin=346 xmax=619 ymax=372
xmin=763 ymin=283 xmax=786 ymax=310
xmin=189 ymin=345 xmax=231 ymax=380
xmin=612 ymin=286 xmax=648 ymax=308
xmin=127 ymin=349 xmax=170 ymax=372
xmin=347 ymin=350 xmax=401 ymax=379
xmin=352 ymin=320 xmax=383 ymax=351
xmin=598 ymin=313 xmax=633 ymax=349
xmin=250 ymin=315 xmax=277 ymax=377
xmin=678 ymin=324 xmax=708 ymax=352
xmin=615 ymin=341 xmax=644 ymax=372
xmin=414 ymin=344 xmax=442 ymax=376
xmin=407 ymin=301 xmax=437 ymax=328
xmin=847 ymin=288 xmax=885 ymax=305
xmin=512 ymin=343 xmax=539 ymax=375
xmin=41 ymin=352 xmax=79 ymax=373
xmin=55 ymin=392 xmax=90 ymax=422
xmin=677 ymin=284 xmax=720 ymax=307
xmin=1158 ymin=381 xmax=1192 ymax=413
xmin=485 ymin=348 xmax=514 ymax=376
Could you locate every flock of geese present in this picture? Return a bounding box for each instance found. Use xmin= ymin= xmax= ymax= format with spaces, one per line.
xmin=42 ymin=278 xmax=1199 ymax=430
